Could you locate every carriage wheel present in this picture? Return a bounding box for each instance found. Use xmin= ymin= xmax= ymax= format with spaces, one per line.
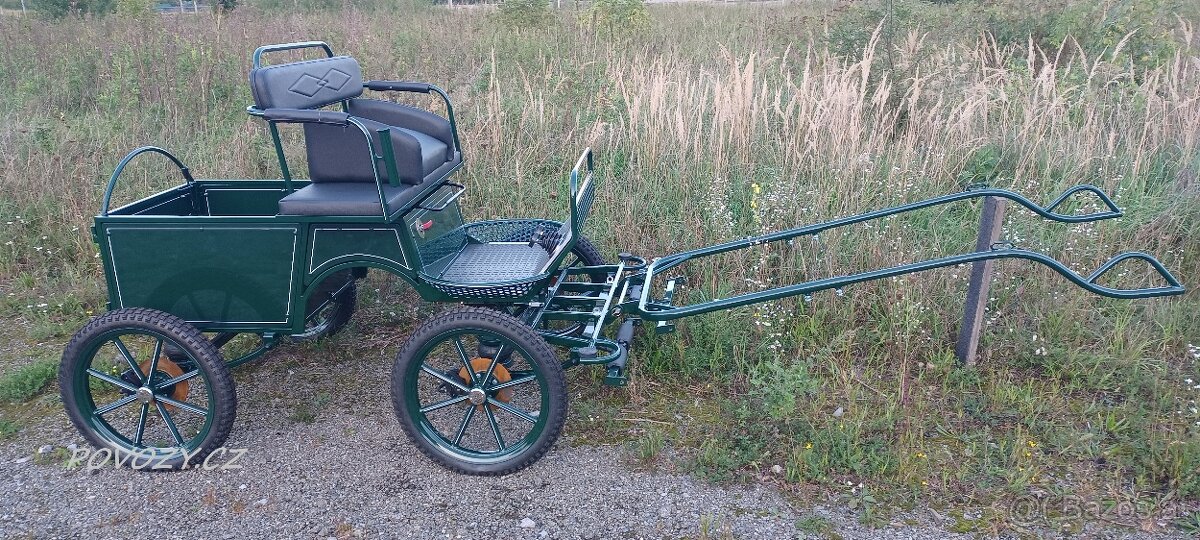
xmin=59 ymin=308 xmax=237 ymax=470
xmin=291 ymin=270 xmax=357 ymax=341
xmin=391 ymin=307 xmax=567 ymax=475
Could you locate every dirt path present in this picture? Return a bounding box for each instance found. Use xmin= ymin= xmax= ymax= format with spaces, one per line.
xmin=0 ymin=328 xmax=1189 ymax=539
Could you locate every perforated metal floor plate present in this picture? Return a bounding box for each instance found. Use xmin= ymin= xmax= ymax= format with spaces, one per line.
xmin=439 ymin=243 xmax=550 ymax=284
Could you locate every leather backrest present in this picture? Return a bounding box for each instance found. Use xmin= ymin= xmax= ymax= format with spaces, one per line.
xmin=249 ymin=56 xmax=363 ymax=110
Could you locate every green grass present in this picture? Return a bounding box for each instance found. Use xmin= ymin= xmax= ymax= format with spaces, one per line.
xmin=0 ymin=357 xmax=57 ymax=402
xmin=289 ymin=391 xmax=332 ymax=424
xmin=0 ymin=418 xmax=19 ymax=439
xmin=0 ymin=0 xmax=1198 ymax=532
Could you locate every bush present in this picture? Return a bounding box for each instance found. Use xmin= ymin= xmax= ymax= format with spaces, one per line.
xmin=584 ymin=0 xmax=649 ymax=37
xmin=498 ymin=0 xmax=550 ymax=29
xmin=32 ymin=0 xmax=115 ymax=18
xmin=115 ymin=0 xmax=153 ymax=17
xmin=983 ymin=0 xmax=1184 ymax=67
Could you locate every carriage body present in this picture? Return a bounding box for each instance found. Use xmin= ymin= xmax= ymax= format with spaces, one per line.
xmin=94 ymin=176 xmax=571 ymax=336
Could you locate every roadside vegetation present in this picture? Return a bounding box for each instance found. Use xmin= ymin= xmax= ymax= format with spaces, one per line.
xmin=0 ymin=0 xmax=1197 ymax=533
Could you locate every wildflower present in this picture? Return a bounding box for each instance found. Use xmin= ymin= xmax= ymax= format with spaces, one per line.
xmin=804 ymin=442 xmax=813 ymax=450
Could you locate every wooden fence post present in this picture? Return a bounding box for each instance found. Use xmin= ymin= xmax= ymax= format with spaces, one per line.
xmin=955 ymin=196 xmax=1006 ymax=366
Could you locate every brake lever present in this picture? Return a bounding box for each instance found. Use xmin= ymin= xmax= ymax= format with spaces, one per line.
xmin=528 ymin=225 xmax=547 ymax=248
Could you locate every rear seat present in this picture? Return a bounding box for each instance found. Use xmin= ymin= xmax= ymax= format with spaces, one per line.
xmin=248 ymin=55 xmax=461 ymax=216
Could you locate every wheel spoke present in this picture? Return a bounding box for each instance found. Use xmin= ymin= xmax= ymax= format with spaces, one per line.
xmin=480 ymin=354 xmax=501 ymax=388
xmin=155 ymin=401 xmax=186 ymax=446
xmin=92 ymin=393 xmax=139 ymax=416
xmin=87 ymin=368 xmax=138 ymax=392
xmin=145 ymin=338 xmax=163 ymax=381
xmin=111 ymin=337 xmax=142 ymax=382
xmin=155 ymin=369 xmax=201 ymax=391
xmin=452 ymin=337 xmax=476 ymax=385
xmin=487 ymin=397 xmax=538 ymax=424
xmin=421 ymin=364 xmax=470 ymax=393
xmin=488 ymin=374 xmax=537 ymax=393
xmin=420 ymin=395 xmax=469 ymax=414
xmin=484 ymin=406 xmax=505 ymax=451
xmin=157 ymin=395 xmax=209 ymax=417
xmin=452 ymin=405 xmax=476 ymax=446
xmin=133 ymin=403 xmax=149 ymax=445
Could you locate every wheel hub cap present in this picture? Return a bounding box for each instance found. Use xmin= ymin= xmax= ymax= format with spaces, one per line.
xmin=458 ymin=357 xmax=514 ymax=410
xmin=138 ymin=356 xmax=190 ymax=410
xmin=136 ymin=386 xmax=155 ymax=404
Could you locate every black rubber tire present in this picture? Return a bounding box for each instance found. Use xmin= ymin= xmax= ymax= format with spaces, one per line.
xmin=570 ymin=236 xmax=607 ymax=268
xmin=290 ymin=271 xmax=357 ymax=341
xmin=391 ymin=306 xmax=567 ymax=475
xmin=540 ymin=236 xmax=608 ymax=336
xmin=59 ymin=308 xmax=237 ymax=470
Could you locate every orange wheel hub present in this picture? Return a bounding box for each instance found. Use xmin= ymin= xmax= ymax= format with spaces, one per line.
xmin=458 ymin=358 xmax=513 ymax=410
xmin=139 ymin=356 xmax=190 ymax=410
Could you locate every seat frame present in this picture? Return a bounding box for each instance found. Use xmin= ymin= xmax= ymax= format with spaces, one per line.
xmin=245 ymin=41 xmax=463 ymax=221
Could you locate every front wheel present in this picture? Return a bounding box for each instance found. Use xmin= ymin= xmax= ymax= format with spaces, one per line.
xmin=59 ymin=308 xmax=237 ymax=470
xmin=391 ymin=307 xmax=567 ymax=475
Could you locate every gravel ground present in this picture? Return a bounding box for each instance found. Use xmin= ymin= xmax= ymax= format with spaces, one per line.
xmin=0 ymin=332 xmax=1193 ymax=539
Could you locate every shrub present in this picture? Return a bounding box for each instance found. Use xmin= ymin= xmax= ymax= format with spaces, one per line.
xmin=584 ymin=0 xmax=649 ymax=37
xmin=499 ymin=0 xmax=551 ymax=29
xmin=32 ymin=0 xmax=115 ymax=18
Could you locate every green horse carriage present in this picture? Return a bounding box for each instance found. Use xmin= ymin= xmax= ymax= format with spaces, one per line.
xmin=59 ymin=41 xmax=1184 ymax=475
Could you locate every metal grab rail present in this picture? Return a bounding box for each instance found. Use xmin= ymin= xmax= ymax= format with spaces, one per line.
xmin=364 ymin=82 xmax=463 ymax=154
xmin=251 ymin=41 xmax=334 ymax=68
xmin=631 ymin=184 xmax=1184 ymax=321
xmin=102 ymin=146 xmax=195 ymax=216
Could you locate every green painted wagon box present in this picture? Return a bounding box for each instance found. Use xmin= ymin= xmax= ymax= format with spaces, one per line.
xmin=100 ymin=223 xmax=300 ymax=325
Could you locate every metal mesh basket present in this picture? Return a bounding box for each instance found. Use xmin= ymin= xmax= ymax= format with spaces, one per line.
xmin=416 ymin=219 xmax=563 ymax=301
xmin=464 ymin=219 xmax=559 ymax=243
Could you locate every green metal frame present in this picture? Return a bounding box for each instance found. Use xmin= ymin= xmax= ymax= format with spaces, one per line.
xmin=488 ymin=181 xmax=1184 ymax=384
xmin=628 ymin=184 xmax=1183 ymax=321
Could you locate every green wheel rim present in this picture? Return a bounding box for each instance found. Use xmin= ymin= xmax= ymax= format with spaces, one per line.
xmin=71 ymin=328 xmax=216 ymax=458
xmin=403 ymin=327 xmax=550 ymax=465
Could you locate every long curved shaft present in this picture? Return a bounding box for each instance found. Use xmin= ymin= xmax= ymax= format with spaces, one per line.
xmin=630 ymin=185 xmax=1182 ymax=322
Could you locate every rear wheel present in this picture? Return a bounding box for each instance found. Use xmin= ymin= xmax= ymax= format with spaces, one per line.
xmin=59 ymin=308 xmax=236 ymax=470
xmin=291 ymin=270 xmax=357 ymax=341
xmin=391 ymin=307 xmax=566 ymax=475
xmin=567 ymin=236 xmax=606 ymax=271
